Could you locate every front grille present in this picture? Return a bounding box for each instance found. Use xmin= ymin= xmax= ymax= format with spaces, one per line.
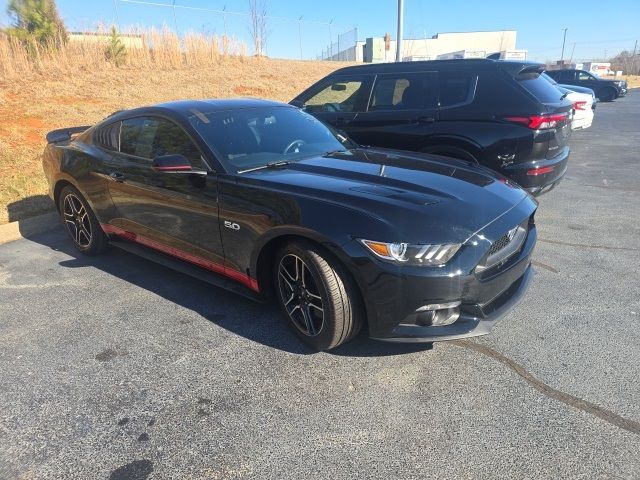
xmin=476 ymin=220 xmax=529 ymax=273
xmin=487 ymin=231 xmax=515 ymax=256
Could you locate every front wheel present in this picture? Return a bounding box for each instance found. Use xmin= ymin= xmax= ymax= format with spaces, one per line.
xmin=58 ymin=185 xmax=108 ymax=255
xmin=274 ymin=241 xmax=363 ymax=350
xmin=598 ymin=88 xmax=616 ymax=102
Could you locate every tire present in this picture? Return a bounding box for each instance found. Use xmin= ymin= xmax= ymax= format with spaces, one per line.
xmin=274 ymin=241 xmax=363 ymax=350
xmin=58 ymin=185 xmax=108 ymax=255
xmin=598 ymin=88 xmax=616 ymax=102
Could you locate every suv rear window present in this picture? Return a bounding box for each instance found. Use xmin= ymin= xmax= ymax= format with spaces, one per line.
xmin=516 ymin=72 xmax=564 ymax=103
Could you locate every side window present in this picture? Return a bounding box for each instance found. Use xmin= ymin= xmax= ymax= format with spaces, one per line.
xmin=94 ymin=122 xmax=120 ymax=151
xmin=120 ymin=117 xmax=203 ymax=168
xmin=560 ymin=70 xmax=575 ymax=82
xmin=370 ymin=72 xmax=437 ymax=111
xmin=302 ymin=77 xmax=367 ymax=113
xmin=151 ymin=119 xmax=203 ymax=166
xmin=439 ymin=72 xmax=476 ymax=108
xmin=578 ymin=71 xmax=592 ymax=81
xmin=120 ymin=117 xmax=157 ymax=158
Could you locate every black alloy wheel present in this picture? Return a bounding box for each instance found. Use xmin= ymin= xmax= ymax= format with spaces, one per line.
xmin=278 ymin=253 xmax=325 ymax=337
xmin=274 ymin=241 xmax=362 ymax=350
xmin=63 ymin=192 xmax=92 ymax=248
xmin=58 ymin=185 xmax=108 ymax=255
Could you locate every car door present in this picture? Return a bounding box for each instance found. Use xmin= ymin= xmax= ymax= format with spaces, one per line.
xmin=104 ymin=115 xmax=225 ymax=267
xmin=291 ymin=74 xmax=373 ymax=129
xmin=576 ymin=71 xmax=599 ymax=91
xmin=342 ymin=71 xmax=439 ymax=151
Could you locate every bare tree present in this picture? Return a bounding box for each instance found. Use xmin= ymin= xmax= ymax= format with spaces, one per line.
xmin=248 ymin=0 xmax=268 ymax=56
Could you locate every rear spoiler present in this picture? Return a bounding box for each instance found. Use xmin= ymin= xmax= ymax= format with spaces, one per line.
xmin=46 ymin=126 xmax=91 ymax=144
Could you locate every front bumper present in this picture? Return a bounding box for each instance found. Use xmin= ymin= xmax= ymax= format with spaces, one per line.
xmin=373 ymin=265 xmax=533 ymax=342
xmin=343 ymin=196 xmax=538 ymax=342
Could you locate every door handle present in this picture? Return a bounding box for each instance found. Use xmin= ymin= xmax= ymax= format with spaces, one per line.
xmin=109 ymin=171 xmax=125 ymax=182
xmin=416 ymin=116 xmax=436 ymax=124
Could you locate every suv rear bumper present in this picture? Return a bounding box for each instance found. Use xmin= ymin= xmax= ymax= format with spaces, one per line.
xmin=501 ymin=146 xmax=569 ymax=195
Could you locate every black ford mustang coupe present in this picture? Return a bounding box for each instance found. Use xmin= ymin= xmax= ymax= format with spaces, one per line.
xmin=43 ymin=99 xmax=537 ymax=350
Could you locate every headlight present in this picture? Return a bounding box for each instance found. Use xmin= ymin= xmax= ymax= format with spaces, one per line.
xmin=359 ymin=239 xmax=461 ymax=266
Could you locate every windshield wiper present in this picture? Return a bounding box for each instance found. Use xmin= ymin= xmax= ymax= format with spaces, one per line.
xmin=560 ymin=91 xmax=569 ymax=100
xmin=238 ymin=160 xmax=292 ymax=174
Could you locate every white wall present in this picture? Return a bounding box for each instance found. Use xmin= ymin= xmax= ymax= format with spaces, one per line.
xmin=368 ymin=30 xmax=517 ymax=62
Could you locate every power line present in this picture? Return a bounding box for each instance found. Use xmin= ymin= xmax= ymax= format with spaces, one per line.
xmin=117 ymin=0 xmax=350 ymax=28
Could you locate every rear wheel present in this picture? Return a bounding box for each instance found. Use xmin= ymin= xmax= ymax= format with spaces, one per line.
xmin=274 ymin=241 xmax=362 ymax=350
xmin=598 ymin=88 xmax=616 ymax=102
xmin=58 ymin=185 xmax=108 ymax=255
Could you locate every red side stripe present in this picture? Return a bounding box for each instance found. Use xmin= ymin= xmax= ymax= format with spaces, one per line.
xmin=100 ymin=223 xmax=259 ymax=292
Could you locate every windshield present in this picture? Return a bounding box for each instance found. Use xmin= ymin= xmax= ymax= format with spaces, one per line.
xmin=189 ymin=106 xmax=349 ymax=173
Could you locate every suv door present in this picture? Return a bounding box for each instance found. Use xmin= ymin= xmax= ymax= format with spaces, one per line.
xmin=576 ymin=70 xmax=599 ymax=90
xmin=104 ymin=116 xmax=224 ymax=266
xmin=341 ymin=71 xmax=439 ymax=151
xmin=291 ymin=74 xmax=373 ymax=128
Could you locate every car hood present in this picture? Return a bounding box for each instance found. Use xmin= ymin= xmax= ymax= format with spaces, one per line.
xmin=242 ymin=148 xmax=534 ymax=244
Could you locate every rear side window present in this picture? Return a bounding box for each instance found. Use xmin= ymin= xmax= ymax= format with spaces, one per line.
xmin=439 ymin=72 xmax=476 ymax=108
xmin=369 ymin=72 xmax=437 ymax=110
xmin=516 ymin=72 xmax=564 ymax=103
xmin=302 ymin=77 xmax=368 ymax=113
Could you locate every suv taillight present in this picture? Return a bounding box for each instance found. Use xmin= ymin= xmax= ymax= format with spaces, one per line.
xmin=503 ymin=112 xmax=568 ymax=130
xmin=573 ymin=101 xmax=587 ymax=111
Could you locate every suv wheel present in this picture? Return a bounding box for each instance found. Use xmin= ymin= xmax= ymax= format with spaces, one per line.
xmin=274 ymin=241 xmax=362 ymax=350
xmin=599 ymin=88 xmax=616 ymax=102
xmin=58 ymin=185 xmax=108 ymax=255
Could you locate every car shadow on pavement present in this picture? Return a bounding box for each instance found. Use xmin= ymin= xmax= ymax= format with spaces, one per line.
xmin=24 ymin=227 xmax=433 ymax=358
xmin=7 ymin=195 xmax=56 ymax=222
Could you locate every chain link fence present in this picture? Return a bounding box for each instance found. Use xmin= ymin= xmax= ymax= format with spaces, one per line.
xmin=318 ymin=28 xmax=359 ymax=61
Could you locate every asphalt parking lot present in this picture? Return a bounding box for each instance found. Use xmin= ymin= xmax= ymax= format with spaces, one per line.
xmin=1 ymin=92 xmax=639 ymax=480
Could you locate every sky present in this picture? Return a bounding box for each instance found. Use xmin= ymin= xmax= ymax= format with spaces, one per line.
xmin=1 ymin=0 xmax=638 ymax=62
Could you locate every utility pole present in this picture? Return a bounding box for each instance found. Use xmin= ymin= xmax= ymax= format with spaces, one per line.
xmin=113 ymin=0 xmax=120 ymax=27
xmin=395 ymin=0 xmax=404 ymax=62
xmin=328 ymin=20 xmax=333 ymax=60
xmin=298 ymin=16 xmax=303 ymax=60
xmin=172 ymin=0 xmax=178 ymax=34
xmin=560 ymin=27 xmax=568 ymax=63
xmin=632 ymin=40 xmax=638 ymax=75
xmin=569 ymin=42 xmax=576 ymax=64
xmin=222 ymin=5 xmax=228 ymax=38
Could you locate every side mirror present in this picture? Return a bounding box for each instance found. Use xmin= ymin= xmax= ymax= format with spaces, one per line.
xmin=152 ymin=154 xmax=193 ymax=172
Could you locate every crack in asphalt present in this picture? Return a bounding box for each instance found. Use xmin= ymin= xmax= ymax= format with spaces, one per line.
xmin=450 ymin=340 xmax=640 ymax=436
xmin=582 ymin=184 xmax=640 ymax=193
xmin=531 ymin=260 xmax=558 ymax=273
xmin=538 ymin=238 xmax=638 ymax=251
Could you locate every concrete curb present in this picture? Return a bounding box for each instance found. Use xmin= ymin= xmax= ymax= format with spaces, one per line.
xmin=0 ymin=212 xmax=60 ymax=246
